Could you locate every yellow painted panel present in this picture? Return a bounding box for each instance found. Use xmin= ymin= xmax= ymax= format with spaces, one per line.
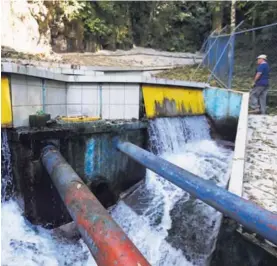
xmin=1 ymin=76 xmax=12 ymax=127
xmin=59 ymin=116 xmax=101 ymax=122
xmin=142 ymin=85 xmax=205 ymax=118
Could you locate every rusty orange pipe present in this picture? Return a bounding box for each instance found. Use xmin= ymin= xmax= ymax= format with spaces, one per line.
xmin=41 ymin=145 xmax=150 ymax=266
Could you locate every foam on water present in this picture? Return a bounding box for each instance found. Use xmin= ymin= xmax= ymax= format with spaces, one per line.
xmin=1 ymin=129 xmax=13 ymax=201
xmin=111 ymin=116 xmax=233 ymax=266
xmin=1 ymin=116 xmax=233 ymax=266
xmin=1 ymin=130 xmax=96 ymax=266
xmin=1 ymin=200 xmax=96 ymax=266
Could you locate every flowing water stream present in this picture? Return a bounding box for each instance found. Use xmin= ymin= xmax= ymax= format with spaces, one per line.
xmin=1 ymin=129 xmax=13 ymax=202
xmin=1 ymin=116 xmax=233 ymax=266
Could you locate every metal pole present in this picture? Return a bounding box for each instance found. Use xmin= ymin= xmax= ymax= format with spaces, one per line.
xmin=114 ymin=139 xmax=277 ymax=245
xmin=228 ymin=34 xmax=235 ymax=89
xmin=42 ymin=79 xmax=46 ymax=113
xmin=41 ymin=145 xmax=150 ymax=266
xmin=190 ymin=26 xmax=227 ymax=81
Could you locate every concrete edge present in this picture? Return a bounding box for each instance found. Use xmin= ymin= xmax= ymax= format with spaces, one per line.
xmin=1 ymin=62 xmax=208 ymax=89
xmin=1 ymin=57 xmax=201 ymax=71
xmin=228 ymin=92 xmax=249 ymax=196
xmin=207 ymin=86 xmax=245 ymax=95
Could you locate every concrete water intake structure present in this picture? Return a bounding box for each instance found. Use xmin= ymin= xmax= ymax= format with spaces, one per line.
xmin=41 ymin=145 xmax=150 ymax=266
xmin=2 ymin=115 xmax=277 ymax=265
xmin=111 ymin=116 xmax=233 ymax=265
xmin=1 ymin=63 xmax=277 ymax=265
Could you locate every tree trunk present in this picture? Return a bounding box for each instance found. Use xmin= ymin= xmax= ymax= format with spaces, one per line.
xmin=231 ymin=0 xmax=236 ymax=31
xmin=212 ymin=2 xmax=223 ymax=33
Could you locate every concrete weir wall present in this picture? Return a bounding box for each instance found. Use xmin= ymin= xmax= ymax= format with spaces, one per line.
xmin=204 ymin=87 xmax=243 ymax=141
xmin=1 ymin=61 xmax=248 ymax=229
xmin=10 ymin=74 xmax=140 ymax=127
xmin=10 ymin=121 xmax=147 ymax=226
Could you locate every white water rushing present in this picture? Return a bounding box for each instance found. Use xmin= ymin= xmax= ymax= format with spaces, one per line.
xmin=111 ymin=116 xmax=233 ymax=266
xmin=1 ymin=129 xmax=13 ymax=201
xmin=1 ymin=116 xmax=233 ymax=266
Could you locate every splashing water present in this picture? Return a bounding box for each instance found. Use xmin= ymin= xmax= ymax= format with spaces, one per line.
xmin=111 ymin=116 xmax=233 ymax=266
xmin=1 ymin=116 xmax=233 ymax=266
xmin=1 ymin=200 xmax=96 ymax=266
xmin=1 ymin=129 xmax=14 ymax=201
xmin=1 ymin=129 xmax=97 ymax=266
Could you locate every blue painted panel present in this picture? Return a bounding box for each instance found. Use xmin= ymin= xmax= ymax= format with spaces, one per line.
xmin=85 ymin=138 xmax=96 ymax=178
xmin=204 ymin=88 xmax=242 ymax=120
xmin=229 ymin=91 xmax=242 ymax=117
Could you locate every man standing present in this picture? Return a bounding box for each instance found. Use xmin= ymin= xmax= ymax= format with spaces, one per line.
xmin=249 ymin=54 xmax=270 ymax=114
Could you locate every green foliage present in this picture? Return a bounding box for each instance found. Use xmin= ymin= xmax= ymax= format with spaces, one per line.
xmin=59 ymin=0 xmax=85 ymax=20
xmin=128 ymin=1 xmax=212 ymax=52
xmin=77 ymin=1 xmax=132 ymax=50
xmin=41 ymin=1 xmax=277 ymax=52
xmin=36 ymin=110 xmax=45 ymax=115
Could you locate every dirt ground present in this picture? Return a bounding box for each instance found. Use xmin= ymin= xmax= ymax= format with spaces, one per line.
xmin=61 ymin=47 xmax=202 ymax=67
xmin=1 ymin=46 xmax=202 ymax=68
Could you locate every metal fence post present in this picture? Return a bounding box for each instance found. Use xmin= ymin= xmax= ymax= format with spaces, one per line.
xmin=228 ymin=34 xmax=235 ymax=89
xmin=208 ymin=21 xmax=244 ymax=85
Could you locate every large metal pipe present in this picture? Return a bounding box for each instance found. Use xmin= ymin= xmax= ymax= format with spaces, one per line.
xmin=41 ymin=145 xmax=150 ymax=266
xmin=114 ymin=139 xmax=277 ymax=245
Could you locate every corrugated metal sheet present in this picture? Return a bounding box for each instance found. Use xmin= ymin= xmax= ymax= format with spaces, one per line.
xmin=142 ymin=85 xmax=205 ymax=118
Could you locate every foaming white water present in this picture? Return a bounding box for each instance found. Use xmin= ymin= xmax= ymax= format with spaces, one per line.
xmin=1 ymin=116 xmax=232 ymax=266
xmin=1 ymin=129 xmax=13 ymax=201
xmin=1 ymin=200 xmax=96 ymax=266
xmin=148 ymin=116 xmax=211 ymax=154
xmin=111 ymin=116 xmax=233 ymax=266
xmin=1 ymin=128 xmax=97 ymax=265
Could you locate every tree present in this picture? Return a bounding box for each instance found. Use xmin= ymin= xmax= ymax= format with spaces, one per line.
xmin=211 ymin=2 xmax=223 ymax=33
xmin=230 ymin=0 xmax=236 ymax=30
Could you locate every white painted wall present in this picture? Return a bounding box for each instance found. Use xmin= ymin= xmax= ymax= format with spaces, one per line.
xmin=102 ymin=83 xmax=139 ymax=120
xmin=45 ymin=79 xmax=67 ymax=118
xmin=11 ymin=74 xmax=43 ymax=127
xmin=10 ymin=74 xmax=140 ymax=127
xmin=67 ymin=83 xmax=100 ymax=117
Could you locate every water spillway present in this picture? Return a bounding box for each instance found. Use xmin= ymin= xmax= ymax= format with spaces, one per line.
xmin=2 ymin=62 xmax=277 ymax=265
xmin=1 ymin=129 xmax=13 ymax=202
xmin=2 ymin=116 xmax=233 ymax=266
xmin=111 ymin=116 xmax=234 ymax=265
xmin=40 ymin=144 xmax=150 ymax=266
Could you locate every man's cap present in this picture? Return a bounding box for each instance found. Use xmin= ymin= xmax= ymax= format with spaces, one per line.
xmin=257 ymin=54 xmax=267 ymax=60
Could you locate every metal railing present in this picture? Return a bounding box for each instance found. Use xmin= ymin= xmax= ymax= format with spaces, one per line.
xmin=193 ymin=22 xmax=277 ymax=91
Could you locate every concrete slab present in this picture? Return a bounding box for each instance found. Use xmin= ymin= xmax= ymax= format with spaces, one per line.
xmin=228 ymin=93 xmax=249 ymax=196
xmin=2 ymin=62 xmax=208 ymax=88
